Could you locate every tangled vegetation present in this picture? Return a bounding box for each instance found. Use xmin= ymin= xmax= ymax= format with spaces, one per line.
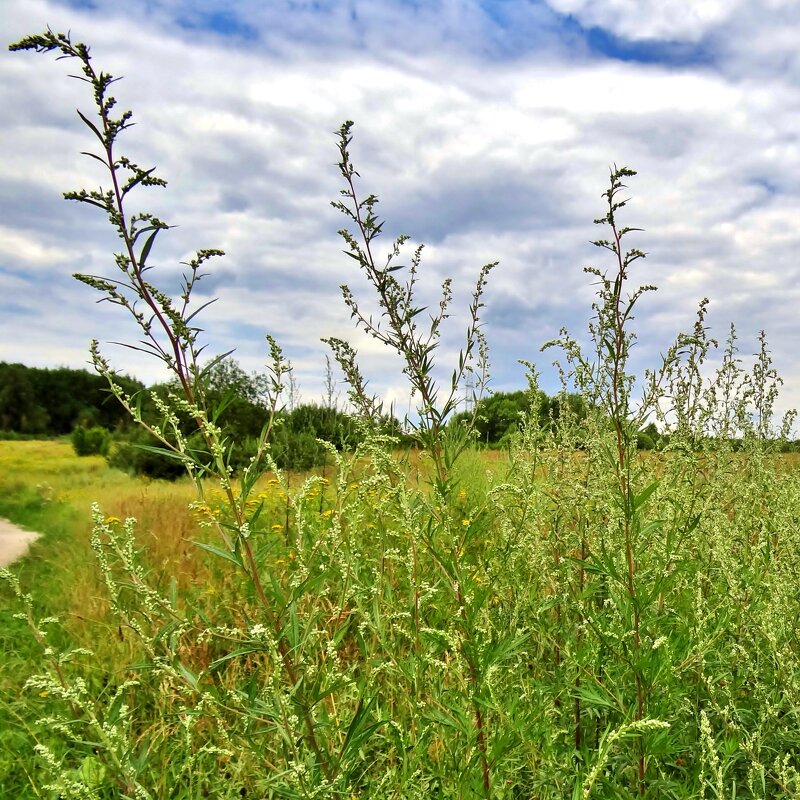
xmin=3 ymin=27 xmax=800 ymax=799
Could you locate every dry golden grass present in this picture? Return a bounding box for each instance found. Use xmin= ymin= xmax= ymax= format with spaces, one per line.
xmin=0 ymin=440 xmax=340 ymax=642
xmin=0 ymin=441 xmax=219 ymax=643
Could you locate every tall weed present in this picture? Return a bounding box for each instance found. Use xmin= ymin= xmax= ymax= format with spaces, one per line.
xmin=4 ymin=27 xmax=800 ymax=799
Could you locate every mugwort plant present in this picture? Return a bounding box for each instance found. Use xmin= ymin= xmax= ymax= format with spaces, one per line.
xmin=4 ymin=26 xmax=800 ymax=800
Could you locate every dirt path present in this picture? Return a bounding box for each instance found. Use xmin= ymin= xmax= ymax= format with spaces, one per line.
xmin=0 ymin=518 xmax=39 ymax=568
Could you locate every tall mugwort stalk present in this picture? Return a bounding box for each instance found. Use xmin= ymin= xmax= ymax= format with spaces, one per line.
xmin=9 ymin=28 xmax=336 ymax=782
xmin=329 ymin=120 xmax=498 ymax=795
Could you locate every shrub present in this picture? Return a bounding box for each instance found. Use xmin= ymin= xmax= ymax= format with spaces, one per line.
xmin=269 ymin=425 xmax=327 ymax=471
xmin=106 ymin=428 xmax=188 ymax=480
xmin=70 ymin=425 xmax=110 ymax=457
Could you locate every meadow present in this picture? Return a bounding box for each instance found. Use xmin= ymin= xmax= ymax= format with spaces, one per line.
xmin=4 ymin=423 xmax=800 ymax=799
xmin=4 ymin=26 xmax=800 ymax=800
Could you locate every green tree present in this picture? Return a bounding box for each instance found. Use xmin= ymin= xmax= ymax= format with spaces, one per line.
xmin=0 ymin=363 xmax=49 ymax=433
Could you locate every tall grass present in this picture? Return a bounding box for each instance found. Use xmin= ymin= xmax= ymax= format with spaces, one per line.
xmin=3 ymin=26 xmax=800 ymax=799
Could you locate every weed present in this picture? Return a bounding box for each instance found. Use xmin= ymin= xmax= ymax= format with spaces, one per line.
xmin=4 ymin=26 xmax=800 ymax=800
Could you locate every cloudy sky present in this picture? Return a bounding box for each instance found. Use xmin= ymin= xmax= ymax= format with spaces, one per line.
xmin=2 ymin=0 xmax=799 ymax=423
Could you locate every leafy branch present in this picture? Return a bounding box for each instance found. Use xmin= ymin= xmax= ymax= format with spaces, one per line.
xmin=331 ymin=120 xmax=495 ymax=488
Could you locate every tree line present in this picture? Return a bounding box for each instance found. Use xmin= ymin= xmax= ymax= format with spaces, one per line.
xmin=2 ymin=359 xmax=676 ymax=480
xmin=454 ymin=388 xmax=662 ymax=450
xmin=0 ymin=361 xmax=142 ymax=435
xmin=0 ymin=360 xmax=397 ymax=476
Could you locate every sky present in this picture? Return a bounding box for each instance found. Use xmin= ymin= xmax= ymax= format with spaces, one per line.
xmin=2 ymin=0 xmax=800 ymax=425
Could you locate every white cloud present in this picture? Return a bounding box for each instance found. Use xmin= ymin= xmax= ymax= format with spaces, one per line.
xmin=1 ymin=0 xmax=799 ymax=425
xmin=0 ymin=227 xmax=67 ymax=269
xmin=544 ymin=0 xmax=742 ymax=42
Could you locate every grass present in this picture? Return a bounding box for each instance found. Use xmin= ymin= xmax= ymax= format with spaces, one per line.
xmin=0 ymin=440 xmax=511 ymax=798
xmin=0 ymin=442 xmax=192 ymax=797
xmin=4 ymin=439 xmax=800 ymax=798
xmin=0 ymin=439 xmax=198 ymax=612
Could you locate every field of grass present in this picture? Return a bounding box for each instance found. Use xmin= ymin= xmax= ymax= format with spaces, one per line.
xmin=3 ymin=437 xmax=800 ymax=798
xmin=0 ymin=442 xmax=197 ymax=795
xmin=0 ymin=439 xmax=508 ymax=797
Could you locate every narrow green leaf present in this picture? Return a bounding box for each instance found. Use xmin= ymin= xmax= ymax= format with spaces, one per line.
xmin=176 ymin=662 xmax=200 ymax=691
xmin=76 ymin=108 xmax=105 ymax=143
xmin=632 ymin=479 xmax=659 ymax=511
xmin=184 ymin=298 xmax=218 ymax=324
xmin=338 ymin=695 xmax=381 ymax=764
xmin=191 ymin=540 xmax=244 ymax=568
xmin=132 ymin=443 xmax=184 ymax=461
xmin=138 ymin=227 xmax=160 ymax=267
xmin=249 ymin=499 xmax=266 ymax=528
xmin=208 ymin=646 xmax=262 ymax=672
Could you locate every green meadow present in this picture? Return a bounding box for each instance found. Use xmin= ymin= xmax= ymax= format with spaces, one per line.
xmin=4 ymin=434 xmax=800 ymax=798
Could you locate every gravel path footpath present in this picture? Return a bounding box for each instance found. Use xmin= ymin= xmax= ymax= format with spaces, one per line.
xmin=0 ymin=518 xmax=38 ymax=568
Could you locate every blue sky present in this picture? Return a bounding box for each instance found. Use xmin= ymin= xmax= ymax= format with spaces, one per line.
xmin=2 ymin=0 xmax=800 ymax=424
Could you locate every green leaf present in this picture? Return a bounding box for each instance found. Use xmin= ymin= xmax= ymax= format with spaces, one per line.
xmin=427 ymin=706 xmax=470 ymax=735
xmin=79 ymin=150 xmax=108 ymax=167
xmin=105 ymin=692 xmax=126 ymax=726
xmin=199 ymin=349 xmax=236 ymax=379
xmin=132 ymin=442 xmax=185 ymax=461
xmin=176 ymin=662 xmax=200 ymax=691
xmin=184 ymin=297 xmax=218 ymax=325
xmin=209 ymin=646 xmax=262 ymax=672
xmin=210 ymin=388 xmax=238 ymax=423
xmin=573 ymin=682 xmax=621 ymax=712
xmin=338 ymin=695 xmax=383 ymax=766
xmin=249 ymin=499 xmax=266 ymax=529
xmin=138 ymin=226 xmax=161 ymax=267
xmin=637 ymin=519 xmax=663 ymax=539
xmin=79 ymin=755 xmax=106 ymax=787
xmin=76 ymin=109 xmax=105 ymax=143
xmin=632 ymin=479 xmax=659 ymax=512
xmin=191 ymin=540 xmax=244 ymax=568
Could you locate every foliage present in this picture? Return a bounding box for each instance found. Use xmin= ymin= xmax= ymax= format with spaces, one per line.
xmin=0 ymin=362 xmax=143 ymax=435
xmin=4 ymin=27 xmax=800 ymax=800
xmin=270 ymin=404 xmax=352 ymax=471
xmin=106 ymin=425 xmax=193 ymax=480
xmin=454 ymin=388 xmax=591 ymax=447
xmin=0 ymin=430 xmax=50 ymax=441
xmin=101 ymin=364 xmax=271 ymax=479
xmin=106 ymin=373 xmax=374 ymax=477
xmin=269 ymin=403 xmax=402 ymax=471
xmin=71 ymin=425 xmax=111 ymax=457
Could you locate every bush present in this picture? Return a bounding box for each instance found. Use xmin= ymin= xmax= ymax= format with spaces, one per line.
xmin=106 ymin=428 xmax=186 ymax=480
xmin=70 ymin=425 xmax=110 ymax=457
xmin=0 ymin=430 xmax=48 ymax=441
xmin=265 ymin=404 xmax=368 ymax=471
xmin=270 ymin=426 xmax=327 ymax=471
